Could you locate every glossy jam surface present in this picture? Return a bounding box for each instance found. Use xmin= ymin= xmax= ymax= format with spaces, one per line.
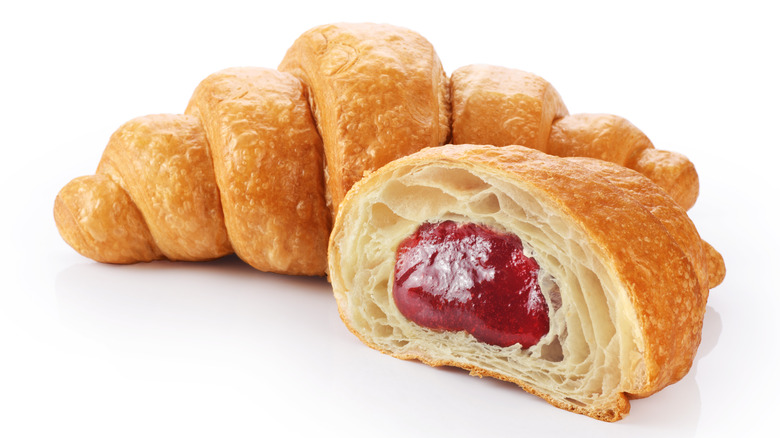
xmin=393 ymin=221 xmax=549 ymax=348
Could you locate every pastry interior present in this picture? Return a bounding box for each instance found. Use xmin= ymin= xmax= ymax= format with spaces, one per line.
xmin=330 ymin=149 xmax=677 ymax=421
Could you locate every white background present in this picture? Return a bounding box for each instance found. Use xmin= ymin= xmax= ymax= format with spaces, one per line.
xmin=1 ymin=1 xmax=777 ymax=436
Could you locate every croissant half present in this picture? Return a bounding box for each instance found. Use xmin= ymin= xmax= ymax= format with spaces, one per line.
xmin=328 ymin=144 xmax=724 ymax=421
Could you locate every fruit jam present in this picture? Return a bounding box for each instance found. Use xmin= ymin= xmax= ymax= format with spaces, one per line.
xmin=393 ymin=221 xmax=549 ymax=348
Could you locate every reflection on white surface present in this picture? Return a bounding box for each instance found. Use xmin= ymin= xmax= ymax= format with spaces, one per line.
xmin=55 ymin=255 xmax=336 ymax=349
xmin=625 ymin=307 xmax=722 ymax=435
xmin=45 ymin=256 xmax=723 ymax=436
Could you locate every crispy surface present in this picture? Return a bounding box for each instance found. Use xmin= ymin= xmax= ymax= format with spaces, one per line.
xmin=55 ymin=68 xmax=329 ymax=276
xmin=450 ymin=64 xmax=699 ymax=210
xmin=97 ymin=114 xmax=231 ymax=261
xmin=549 ymin=114 xmax=699 ymax=210
xmin=55 ymin=114 xmax=231 ymax=263
xmin=451 ymin=64 xmax=568 ymax=149
xmin=54 ymin=174 xmax=162 ymax=264
xmin=329 ymin=144 xmax=723 ymax=421
xmin=55 ymin=22 xmax=706 ymax=275
xmin=186 ymin=67 xmax=329 ymax=275
xmin=279 ymin=22 xmax=451 ymax=215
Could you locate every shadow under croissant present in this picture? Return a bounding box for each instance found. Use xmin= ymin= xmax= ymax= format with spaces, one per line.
xmin=54 ymin=256 xmax=720 ymax=428
xmin=54 ymin=255 xmax=334 ymax=351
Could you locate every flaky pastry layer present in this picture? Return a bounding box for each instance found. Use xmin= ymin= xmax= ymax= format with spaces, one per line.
xmin=328 ymin=144 xmax=723 ymax=421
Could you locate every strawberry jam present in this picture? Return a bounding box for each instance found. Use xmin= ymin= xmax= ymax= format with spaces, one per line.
xmin=393 ymin=221 xmax=549 ymax=348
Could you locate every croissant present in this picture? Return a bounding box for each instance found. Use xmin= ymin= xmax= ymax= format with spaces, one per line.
xmin=55 ymin=23 xmax=707 ymax=273
xmin=327 ymin=143 xmax=725 ymax=421
xmin=451 ymin=64 xmax=699 ymax=210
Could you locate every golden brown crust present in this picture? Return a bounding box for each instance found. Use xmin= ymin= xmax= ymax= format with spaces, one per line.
xmin=451 ymin=64 xmax=568 ymax=149
xmin=54 ymin=174 xmax=162 ymax=264
xmin=450 ymin=64 xmax=699 ymax=210
xmin=55 ymin=22 xmax=710 ymax=282
xmin=562 ymin=157 xmax=710 ymax=392
xmin=54 ymin=68 xmax=329 ymax=276
xmin=96 ymin=114 xmax=231 ymax=261
xmin=186 ymin=67 xmax=329 ymax=275
xmin=546 ymin=113 xmax=653 ymax=164
xmin=703 ymin=240 xmax=726 ymax=288
xmin=279 ymin=22 xmax=451 ymax=215
xmin=329 ymin=143 xmax=722 ymax=421
xmin=548 ymin=114 xmax=700 ymax=210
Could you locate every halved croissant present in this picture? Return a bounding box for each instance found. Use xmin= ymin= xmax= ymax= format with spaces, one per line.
xmin=451 ymin=64 xmax=700 ymax=209
xmin=328 ymin=143 xmax=724 ymax=421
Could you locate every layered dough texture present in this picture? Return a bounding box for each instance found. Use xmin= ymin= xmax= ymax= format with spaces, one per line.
xmin=329 ymin=144 xmax=724 ymax=421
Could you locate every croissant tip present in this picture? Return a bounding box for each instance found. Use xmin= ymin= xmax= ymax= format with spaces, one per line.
xmin=702 ymin=240 xmax=726 ymax=289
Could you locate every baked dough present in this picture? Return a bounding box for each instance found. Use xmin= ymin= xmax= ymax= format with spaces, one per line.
xmin=451 ymin=64 xmax=699 ymax=209
xmin=54 ymin=67 xmax=330 ymax=275
xmin=328 ymin=143 xmax=725 ymax=421
xmin=547 ymin=113 xmax=699 ymax=211
xmin=279 ymin=23 xmax=451 ymax=214
xmin=185 ymin=67 xmax=330 ymax=275
xmin=451 ymin=64 xmax=568 ymax=149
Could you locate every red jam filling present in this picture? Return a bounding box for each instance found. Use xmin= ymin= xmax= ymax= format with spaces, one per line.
xmin=393 ymin=221 xmax=549 ymax=348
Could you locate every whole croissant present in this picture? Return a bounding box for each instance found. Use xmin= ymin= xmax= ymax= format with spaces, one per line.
xmin=55 ymin=22 xmax=703 ymax=275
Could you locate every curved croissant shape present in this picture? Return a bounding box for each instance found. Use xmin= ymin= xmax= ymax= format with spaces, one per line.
xmin=328 ymin=144 xmax=725 ymax=421
xmin=451 ymin=64 xmax=699 ymax=210
xmin=55 ymin=67 xmax=330 ymax=275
